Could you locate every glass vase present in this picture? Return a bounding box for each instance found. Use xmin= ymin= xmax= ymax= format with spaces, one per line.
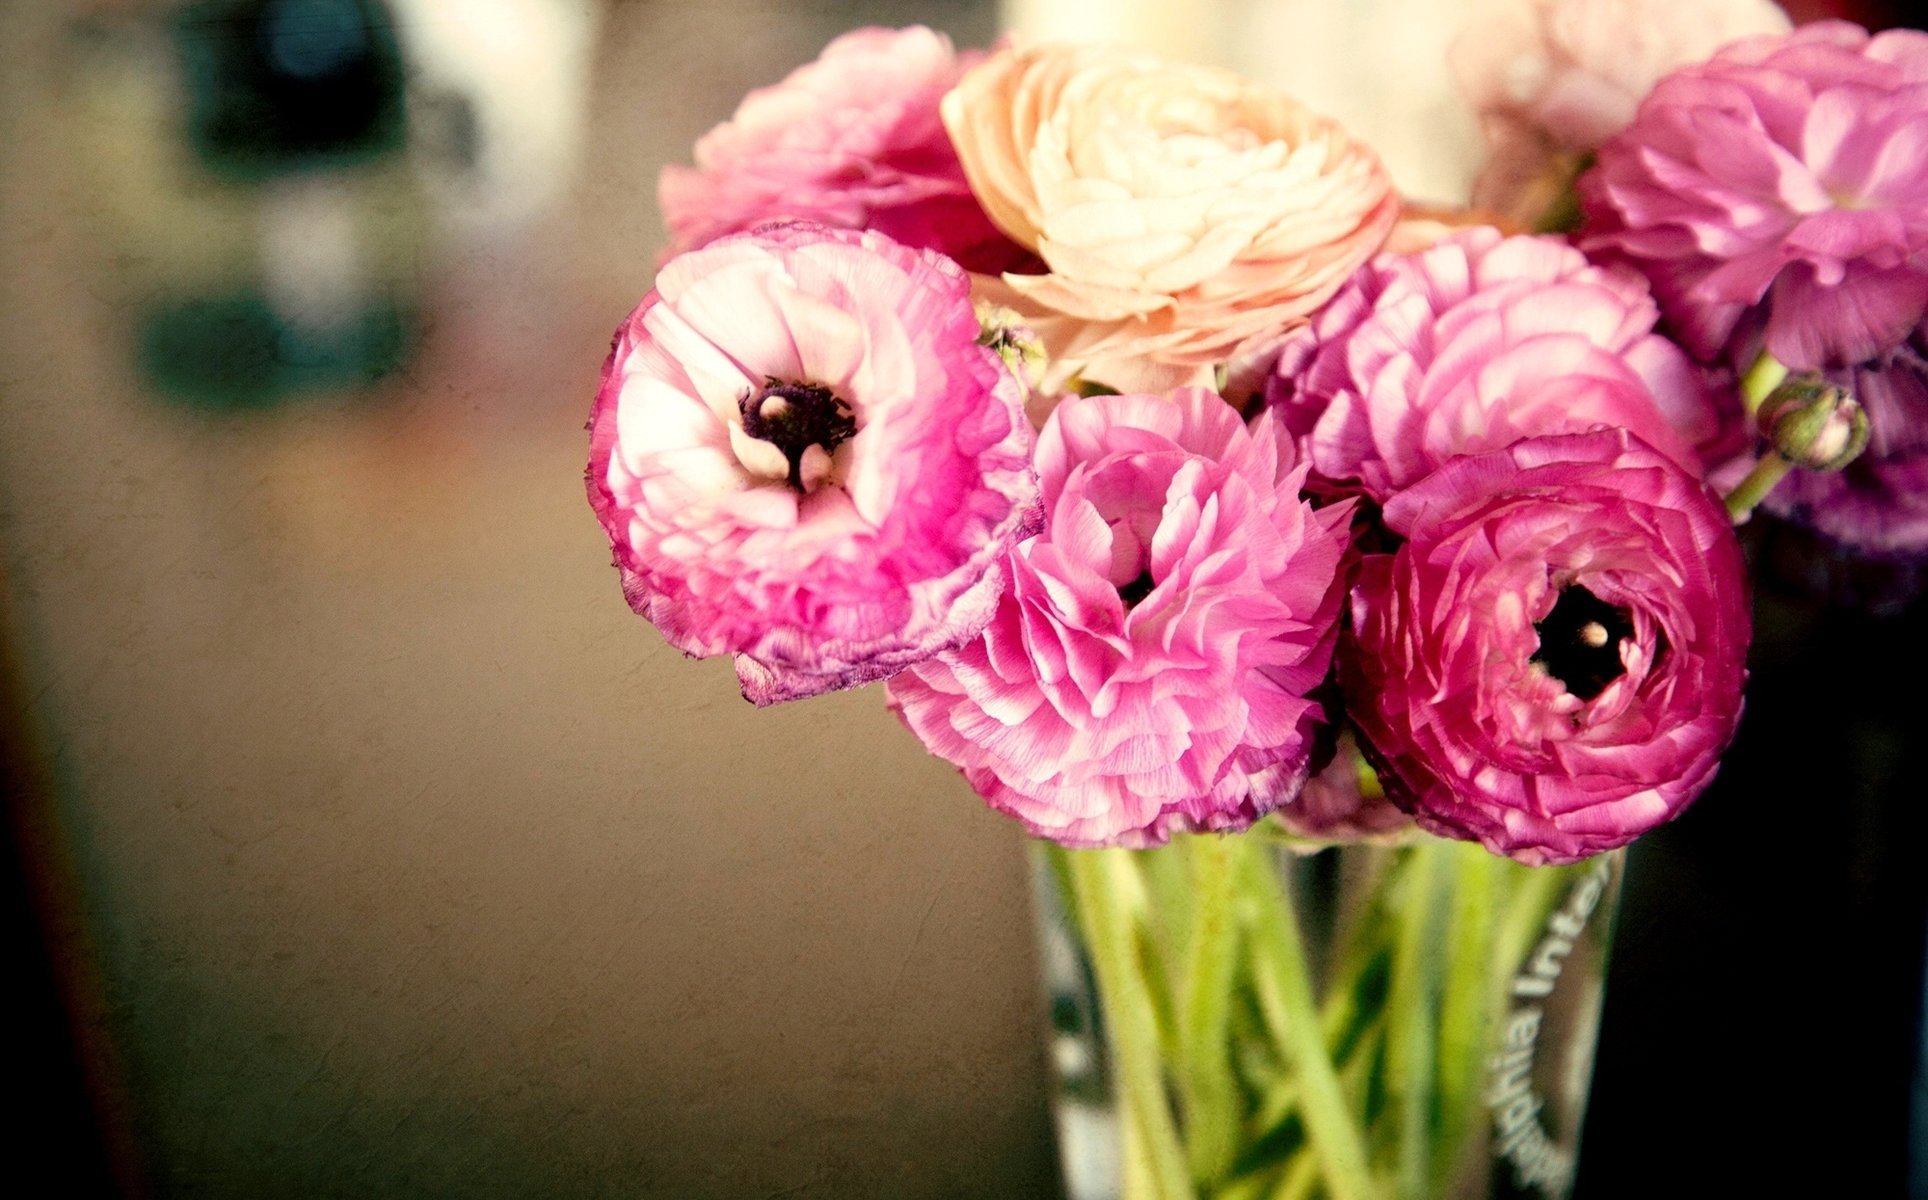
xmin=1030 ymin=832 xmax=1622 ymax=1200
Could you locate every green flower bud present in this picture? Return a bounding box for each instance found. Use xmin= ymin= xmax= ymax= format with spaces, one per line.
xmin=1756 ymin=374 xmax=1870 ymax=472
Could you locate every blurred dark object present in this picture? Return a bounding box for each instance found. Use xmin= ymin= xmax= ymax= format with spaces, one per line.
xmin=175 ymin=0 xmax=406 ymax=179
xmin=1579 ymin=7 xmax=1926 ymax=1182
xmin=1779 ymin=1 xmax=1925 ymax=31
xmin=137 ymin=290 xmax=414 ymax=410
xmin=0 ymin=584 xmax=128 ymax=1199
xmin=1745 ymin=514 xmax=1928 ymax=619
xmin=1576 ymin=546 xmax=1928 ymax=1198
xmin=64 ymin=0 xmax=425 ymax=412
xmin=2 ymin=771 xmax=123 ymax=1198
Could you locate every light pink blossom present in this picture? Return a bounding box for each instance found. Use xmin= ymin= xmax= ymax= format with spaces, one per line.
xmin=586 ymin=223 xmax=1035 ymax=705
xmin=1343 ymin=429 xmax=1751 ymax=865
xmin=1453 ymin=0 xmax=1790 ymax=222
xmin=1266 ymin=227 xmax=1724 ymax=503
xmin=1580 ymin=21 xmax=1928 ymax=369
xmin=887 ymin=390 xmax=1353 ymax=847
xmin=657 ymin=27 xmax=1029 ymax=275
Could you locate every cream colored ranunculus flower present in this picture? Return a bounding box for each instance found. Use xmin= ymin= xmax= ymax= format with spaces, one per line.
xmin=942 ymin=42 xmax=1398 ymax=392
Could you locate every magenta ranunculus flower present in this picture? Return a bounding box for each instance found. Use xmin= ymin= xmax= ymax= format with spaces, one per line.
xmin=886 ymin=389 xmax=1354 ymax=848
xmin=1579 ymin=21 xmax=1928 ymax=370
xmin=1344 ymin=429 xmax=1751 ymax=865
xmin=1765 ymin=330 xmax=1928 ymax=557
xmin=1265 ymin=227 xmax=1724 ymax=503
xmin=586 ymin=222 xmax=1036 ymax=705
xmin=657 ymin=26 xmax=1030 ymax=276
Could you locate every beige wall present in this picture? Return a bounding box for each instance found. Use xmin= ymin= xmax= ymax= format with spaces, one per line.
xmin=0 ymin=3 xmax=1060 ymax=1196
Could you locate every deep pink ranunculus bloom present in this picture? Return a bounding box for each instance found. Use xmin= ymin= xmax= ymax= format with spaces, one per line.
xmin=586 ymin=223 xmax=1036 ymax=705
xmin=1344 ymin=429 xmax=1751 ymax=865
xmin=1266 ymin=227 xmax=1725 ymax=503
xmin=1579 ymin=21 xmax=1928 ymax=370
xmin=886 ymin=390 xmax=1354 ymax=848
xmin=657 ymin=26 xmax=1030 ymax=276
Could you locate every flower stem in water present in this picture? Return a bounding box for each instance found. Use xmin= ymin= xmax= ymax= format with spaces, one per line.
xmin=1068 ymin=849 xmax=1196 ymax=1200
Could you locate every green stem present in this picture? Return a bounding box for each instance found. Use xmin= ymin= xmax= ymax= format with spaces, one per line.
xmin=1252 ymin=1019 xmax=1386 ymax=1151
xmin=1728 ymin=351 xmax=1798 ymax=523
xmin=1724 ymin=450 xmax=1794 ymax=522
xmin=1741 ymin=353 xmax=1790 ymax=417
xmin=1382 ymin=844 xmax=1445 ymax=1200
xmin=1178 ymin=836 xmax=1242 ymax=1185
xmin=1274 ymin=1149 xmax=1322 ymax=1200
xmin=1121 ymin=849 xmax=1186 ymax=1064
xmin=1242 ymin=848 xmax=1379 ymax=1200
xmin=1067 ymin=850 xmax=1195 ymax=1200
xmin=1430 ymin=844 xmax=1501 ymax=1187
xmin=1212 ymin=1169 xmax=1282 ymax=1200
xmin=1490 ymin=867 xmax=1567 ymax=1002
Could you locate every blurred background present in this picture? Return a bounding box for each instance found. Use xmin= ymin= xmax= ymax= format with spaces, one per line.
xmin=0 ymin=1 xmax=1921 ymax=1197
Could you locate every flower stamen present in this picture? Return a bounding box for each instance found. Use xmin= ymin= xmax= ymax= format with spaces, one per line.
xmin=1532 ymin=586 xmax=1632 ymax=701
xmin=740 ymin=378 xmax=857 ymax=491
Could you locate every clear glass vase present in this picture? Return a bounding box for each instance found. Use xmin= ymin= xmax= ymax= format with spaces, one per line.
xmin=1031 ymin=832 xmax=1622 ymax=1200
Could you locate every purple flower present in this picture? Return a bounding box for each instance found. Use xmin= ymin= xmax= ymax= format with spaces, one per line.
xmin=657 ymin=27 xmax=1030 ymax=275
xmin=886 ymin=390 xmax=1353 ymax=848
xmin=1274 ymin=729 xmax=1416 ymax=846
xmin=1266 ymin=227 xmax=1725 ymax=503
xmin=1344 ymin=429 xmax=1751 ymax=865
xmin=586 ymin=223 xmax=1036 ymax=705
xmin=1764 ymin=331 xmax=1928 ymax=557
xmin=1579 ymin=21 xmax=1928 ymax=369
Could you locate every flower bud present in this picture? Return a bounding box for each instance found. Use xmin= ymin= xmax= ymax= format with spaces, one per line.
xmin=975 ymin=302 xmax=1047 ymax=392
xmin=1756 ymin=374 xmax=1870 ymax=472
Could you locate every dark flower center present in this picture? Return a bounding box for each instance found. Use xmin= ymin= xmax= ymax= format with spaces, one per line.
xmin=739 ymin=378 xmax=857 ymax=491
xmin=1532 ymin=585 xmax=1633 ymax=701
xmin=1118 ymin=570 xmax=1156 ymax=609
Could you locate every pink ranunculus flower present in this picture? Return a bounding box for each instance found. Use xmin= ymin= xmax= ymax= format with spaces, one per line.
xmin=1579 ymin=21 xmax=1928 ymax=370
xmin=886 ymin=390 xmax=1354 ymax=848
xmin=1453 ymin=0 xmax=1790 ymax=223
xmin=1765 ymin=329 xmax=1928 ymax=558
xmin=657 ymin=27 xmax=1030 ymax=275
xmin=1344 ymin=429 xmax=1751 ymax=865
xmin=1265 ymin=227 xmax=1726 ymax=503
xmin=942 ymin=42 xmax=1398 ymax=393
xmin=586 ymin=222 xmax=1036 ymax=705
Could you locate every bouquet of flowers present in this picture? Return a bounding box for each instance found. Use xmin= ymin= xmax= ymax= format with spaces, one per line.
xmin=585 ymin=6 xmax=1925 ymax=1198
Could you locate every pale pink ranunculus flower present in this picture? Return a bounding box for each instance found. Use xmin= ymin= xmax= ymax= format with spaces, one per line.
xmin=942 ymin=42 xmax=1398 ymax=393
xmin=586 ymin=223 xmax=1036 ymax=705
xmin=657 ymin=27 xmax=1030 ymax=275
xmin=1580 ymin=21 xmax=1928 ymax=370
xmin=1344 ymin=429 xmax=1751 ymax=865
xmin=1453 ymin=0 xmax=1790 ymax=153
xmin=1266 ymin=226 xmax=1726 ymax=503
xmin=887 ymin=389 xmax=1354 ymax=848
